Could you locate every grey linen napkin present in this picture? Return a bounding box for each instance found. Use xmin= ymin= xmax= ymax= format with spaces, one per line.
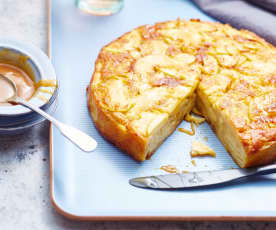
xmin=192 ymin=0 xmax=276 ymax=45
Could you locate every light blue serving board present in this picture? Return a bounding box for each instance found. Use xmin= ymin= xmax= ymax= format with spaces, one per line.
xmin=50 ymin=0 xmax=276 ymax=220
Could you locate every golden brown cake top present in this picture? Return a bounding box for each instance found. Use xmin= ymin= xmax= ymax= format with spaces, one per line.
xmin=91 ymin=19 xmax=201 ymax=138
xmin=90 ymin=19 xmax=276 ymax=153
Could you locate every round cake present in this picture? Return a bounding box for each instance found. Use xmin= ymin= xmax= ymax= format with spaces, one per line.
xmin=87 ymin=19 xmax=276 ymax=168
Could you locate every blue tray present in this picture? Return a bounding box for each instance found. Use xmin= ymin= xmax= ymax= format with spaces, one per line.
xmin=50 ymin=0 xmax=276 ymax=220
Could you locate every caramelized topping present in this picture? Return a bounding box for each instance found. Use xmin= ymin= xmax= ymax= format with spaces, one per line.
xmin=166 ymin=46 xmax=181 ymax=56
xmin=141 ymin=25 xmax=160 ymax=40
xmin=152 ymin=77 xmax=181 ymax=87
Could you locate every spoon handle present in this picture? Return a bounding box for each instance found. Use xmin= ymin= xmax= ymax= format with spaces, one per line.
xmin=15 ymin=97 xmax=97 ymax=152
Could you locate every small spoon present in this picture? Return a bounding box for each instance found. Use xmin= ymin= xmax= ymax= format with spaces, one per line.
xmin=0 ymin=74 xmax=97 ymax=152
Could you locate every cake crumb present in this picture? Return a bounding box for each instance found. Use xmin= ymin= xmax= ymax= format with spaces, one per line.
xmin=192 ymin=107 xmax=203 ymax=116
xmin=160 ymin=165 xmax=179 ymax=173
xmin=190 ymin=141 xmax=216 ymax=157
xmin=185 ymin=113 xmax=205 ymax=126
xmin=178 ymin=122 xmax=195 ymax=135
xmin=182 ymin=170 xmax=189 ymax=173
xmin=191 ymin=160 xmax=196 ymax=166
xmin=203 ymin=136 xmax=208 ymax=141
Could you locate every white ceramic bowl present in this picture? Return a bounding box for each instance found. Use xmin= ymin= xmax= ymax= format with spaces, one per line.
xmin=0 ymin=39 xmax=58 ymax=134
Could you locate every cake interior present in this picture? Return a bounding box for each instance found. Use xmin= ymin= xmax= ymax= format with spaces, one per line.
xmin=145 ymin=93 xmax=196 ymax=159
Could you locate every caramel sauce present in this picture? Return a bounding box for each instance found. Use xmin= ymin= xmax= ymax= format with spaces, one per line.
xmin=39 ymin=89 xmax=54 ymax=94
xmin=0 ymin=63 xmax=35 ymax=106
xmin=34 ymin=79 xmax=57 ymax=103
xmin=0 ymin=77 xmax=14 ymax=106
xmin=35 ymin=79 xmax=57 ymax=88
xmin=160 ymin=165 xmax=179 ymax=174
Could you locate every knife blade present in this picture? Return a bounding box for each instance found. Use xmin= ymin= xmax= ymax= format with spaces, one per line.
xmin=129 ymin=164 xmax=276 ymax=189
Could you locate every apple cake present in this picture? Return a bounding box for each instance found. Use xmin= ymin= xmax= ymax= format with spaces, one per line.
xmin=87 ymin=19 xmax=276 ymax=168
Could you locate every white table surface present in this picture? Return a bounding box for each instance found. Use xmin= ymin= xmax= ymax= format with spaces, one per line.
xmin=0 ymin=0 xmax=276 ymax=229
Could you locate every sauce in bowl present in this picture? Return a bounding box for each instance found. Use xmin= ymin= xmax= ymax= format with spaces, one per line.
xmin=0 ymin=63 xmax=35 ymax=106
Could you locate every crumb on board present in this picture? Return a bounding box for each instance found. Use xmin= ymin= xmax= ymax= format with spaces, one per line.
xmin=185 ymin=113 xmax=205 ymax=126
xmin=203 ymin=136 xmax=208 ymax=141
xmin=191 ymin=160 xmax=196 ymax=166
xmin=192 ymin=107 xmax=203 ymax=116
xmin=160 ymin=165 xmax=179 ymax=173
xmin=178 ymin=122 xmax=195 ymax=135
xmin=182 ymin=170 xmax=189 ymax=173
xmin=190 ymin=141 xmax=216 ymax=157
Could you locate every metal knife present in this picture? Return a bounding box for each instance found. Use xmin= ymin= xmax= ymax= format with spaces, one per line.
xmin=129 ymin=164 xmax=276 ymax=189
